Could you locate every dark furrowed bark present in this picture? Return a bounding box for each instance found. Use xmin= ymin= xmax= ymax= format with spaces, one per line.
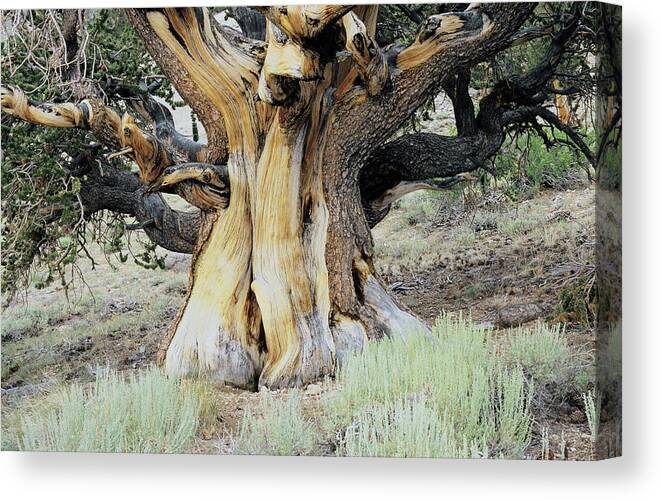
xmin=78 ymin=157 xmax=200 ymax=254
xmin=442 ymin=68 xmax=477 ymax=136
xmin=329 ymin=3 xmax=535 ymax=163
xmin=323 ymin=4 xmax=534 ymax=328
xmin=61 ymin=10 xmax=81 ymax=83
xmin=359 ymin=131 xmax=502 ymax=227
xmin=362 ymin=131 xmax=501 ymax=187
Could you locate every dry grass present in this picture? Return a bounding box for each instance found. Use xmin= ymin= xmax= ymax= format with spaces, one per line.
xmin=1 ymin=246 xmax=188 ymax=389
xmin=373 ymin=187 xmax=593 ymax=278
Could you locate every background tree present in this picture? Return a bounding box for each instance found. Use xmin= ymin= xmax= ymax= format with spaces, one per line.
xmin=1 ymin=3 xmax=614 ymax=389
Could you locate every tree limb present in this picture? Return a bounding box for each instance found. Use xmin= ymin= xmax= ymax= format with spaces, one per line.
xmin=442 ymin=67 xmax=477 ymax=136
xmin=64 ymin=148 xmax=200 ymax=254
xmin=82 ymin=167 xmax=200 ymax=255
xmin=107 ymin=78 xmax=209 ymax=163
xmin=356 ymin=3 xmax=590 ymax=228
xmin=127 ymin=7 xmax=268 ymax=159
xmin=329 ymin=3 xmax=535 ymax=166
xmin=1 ymin=86 xmax=175 ymax=184
xmin=2 ymin=85 xmax=231 ymax=211
xmin=359 ymin=131 xmax=502 ymax=227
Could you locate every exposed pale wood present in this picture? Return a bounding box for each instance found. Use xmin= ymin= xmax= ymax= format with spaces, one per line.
xmin=140 ymin=8 xmax=265 ymax=387
xmin=116 ymin=86 xmax=209 ymax=162
xmin=339 ymin=11 xmax=389 ymax=96
xmin=353 ymin=253 xmax=430 ymax=340
xmin=552 ymin=79 xmax=572 ymax=125
xmin=251 ymin=115 xmax=335 ymax=388
xmin=163 ymin=182 xmax=260 ymax=387
xmin=257 ymin=23 xmax=322 ymax=105
xmin=371 ymin=174 xmax=476 ymax=213
xmin=127 ymin=10 xmax=230 ymax=163
xmin=148 ymin=163 xmax=228 ymax=193
xmin=331 ymin=313 xmax=368 ymax=365
xmin=142 ymin=8 xmax=264 ymax=154
xmin=1 ymin=86 xmax=85 ymax=127
xmin=1 ymin=86 xmax=173 ymax=184
xmin=396 ymin=10 xmax=487 ymax=71
xmin=256 ymin=5 xmax=353 ymax=42
xmin=364 ymin=275 xmax=430 ymax=340
xmin=144 ymin=7 xmax=340 ymax=388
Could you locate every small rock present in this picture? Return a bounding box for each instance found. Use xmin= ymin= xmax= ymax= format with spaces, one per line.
xmin=496 ymin=303 xmax=544 ymax=327
xmin=306 ymin=383 xmax=322 ymax=396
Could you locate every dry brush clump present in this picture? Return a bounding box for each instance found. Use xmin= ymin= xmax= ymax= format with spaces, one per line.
xmin=329 ymin=314 xmax=534 ymax=458
xmin=4 ymin=366 xmax=209 ymax=453
xmin=505 ymin=322 xmax=592 ymax=426
xmin=234 ymin=390 xmax=317 ymax=456
xmin=3 ymin=313 xmax=587 ymax=457
xmin=506 ymin=323 xmax=589 ymax=387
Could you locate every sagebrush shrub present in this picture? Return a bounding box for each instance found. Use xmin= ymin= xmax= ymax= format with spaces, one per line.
xmin=328 ymin=314 xmax=533 ymax=458
xmin=234 ymin=390 xmax=316 ymax=456
xmin=15 ymin=367 xmax=201 ymax=453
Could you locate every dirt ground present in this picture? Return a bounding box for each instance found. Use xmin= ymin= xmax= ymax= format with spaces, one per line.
xmin=1 ymin=186 xmax=596 ymax=459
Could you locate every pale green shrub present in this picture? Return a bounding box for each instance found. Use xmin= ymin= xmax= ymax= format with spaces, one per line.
xmin=234 ymin=390 xmax=316 ymax=456
xmin=328 ymin=314 xmax=533 ymax=458
xmin=506 ymin=323 xmax=575 ymax=384
xmin=16 ymin=367 xmax=201 ymax=453
xmin=340 ymin=397 xmax=485 ymax=458
xmin=500 ymin=216 xmax=539 ymax=237
xmin=583 ymin=390 xmax=601 ymax=443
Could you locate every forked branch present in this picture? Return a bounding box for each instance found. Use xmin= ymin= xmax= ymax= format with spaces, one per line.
xmin=2 ymin=86 xmax=231 ymax=211
xmin=1 ymin=86 xmax=174 ymax=184
xmin=128 ymin=7 xmax=265 ymax=154
xmin=329 ymin=3 xmax=535 ymax=161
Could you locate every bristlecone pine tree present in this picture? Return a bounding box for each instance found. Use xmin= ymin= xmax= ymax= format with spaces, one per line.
xmin=2 ymin=4 xmax=599 ymax=389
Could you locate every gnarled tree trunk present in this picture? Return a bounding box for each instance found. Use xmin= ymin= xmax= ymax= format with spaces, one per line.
xmin=3 ymin=4 xmax=537 ymax=390
xmin=130 ymin=6 xmax=433 ymax=389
